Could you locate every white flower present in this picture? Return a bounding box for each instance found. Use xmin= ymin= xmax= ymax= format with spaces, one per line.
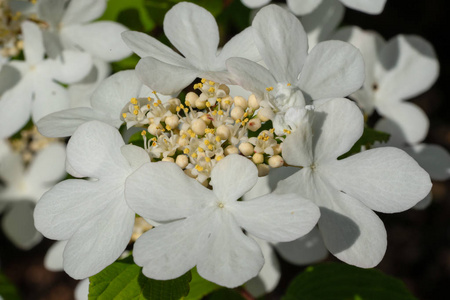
xmin=34 ymin=121 xmax=150 ymax=279
xmin=122 ymin=2 xmax=261 ymax=94
xmin=0 ymin=141 xmax=66 ymax=249
xmin=125 ymin=155 xmax=320 ymax=288
xmin=275 ymin=98 xmax=432 ymax=268
xmin=241 ymin=0 xmax=386 ymax=15
xmin=227 ymin=5 xmax=364 ymax=134
xmin=37 ymin=0 xmax=131 ymax=61
xmin=333 ymin=26 xmax=439 ymax=145
xmin=0 ymin=21 xmax=92 ymax=139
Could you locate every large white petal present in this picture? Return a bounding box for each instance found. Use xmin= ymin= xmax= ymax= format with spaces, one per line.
xmin=61 ymin=22 xmax=132 ymax=62
xmin=136 ymin=57 xmax=198 ymax=95
xmin=340 ymin=0 xmax=386 ymax=14
xmin=325 ymin=147 xmax=432 ymax=213
xmin=74 ymin=279 xmax=90 ymax=300
xmin=22 ymin=21 xmax=44 ymax=66
xmin=61 ymin=0 xmax=106 ymax=25
xmin=197 ymin=210 xmax=264 ymax=288
xmin=252 ymin=5 xmax=308 ymax=83
xmin=216 ymin=27 xmax=261 ymax=67
xmin=126 ymin=162 xmax=211 ymax=222
xmin=44 ymin=240 xmax=67 ymax=271
xmin=163 ymin=2 xmax=218 ymax=68
xmin=404 ymin=144 xmax=450 ymax=181
xmin=299 ymin=41 xmax=365 ymax=101
xmin=37 ymin=0 xmax=65 ymax=28
xmin=287 ymin=0 xmax=322 ymax=15
xmin=210 ymin=155 xmax=258 ymax=204
xmin=231 ymin=193 xmax=320 ymax=242
xmin=282 ymin=126 xmax=314 ymax=167
xmin=31 ymin=81 xmax=70 ymax=122
xmin=52 ymin=50 xmax=93 ymax=84
xmin=375 ymin=35 xmax=439 ymax=101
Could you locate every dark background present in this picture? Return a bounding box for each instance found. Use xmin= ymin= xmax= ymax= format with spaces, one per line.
xmin=1 ymin=0 xmax=449 ymax=299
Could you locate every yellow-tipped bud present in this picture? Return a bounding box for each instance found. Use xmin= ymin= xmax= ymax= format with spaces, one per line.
xmin=176 ymin=155 xmax=189 ymax=169
xmin=216 ymin=125 xmax=231 ymax=140
xmin=231 ymin=106 xmax=245 ymax=121
xmin=192 ymin=119 xmax=207 ymax=136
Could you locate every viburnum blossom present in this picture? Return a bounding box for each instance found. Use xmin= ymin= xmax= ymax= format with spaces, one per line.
xmin=227 ymin=5 xmax=364 ymax=134
xmin=241 ymin=0 xmax=386 ymax=15
xmin=275 ymin=98 xmax=432 ymax=267
xmin=34 ymin=121 xmax=150 ymax=278
xmin=122 ymin=2 xmax=260 ymax=94
xmin=125 ymin=155 xmax=320 ymax=287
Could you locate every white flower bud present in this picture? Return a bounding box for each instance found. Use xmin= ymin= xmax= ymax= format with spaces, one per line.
xmin=186 ymin=92 xmax=199 ymax=108
xmin=257 ymin=164 xmax=270 ymax=177
xmin=219 ymin=84 xmax=230 ymax=95
xmin=252 ymin=153 xmax=264 ymax=164
xmin=200 ymin=114 xmax=212 ymax=125
xmin=268 ymin=155 xmax=284 ymax=168
xmin=195 ymin=97 xmax=206 ymax=109
xmin=257 ymin=107 xmax=274 ymax=122
xmin=148 ymin=123 xmax=162 ymax=136
xmin=231 ymin=106 xmax=245 ymax=120
xmin=178 ymin=137 xmax=189 ymax=147
xmin=247 ymin=118 xmax=262 ymax=132
xmin=216 ymin=125 xmax=231 ymax=140
xmin=176 ymin=154 xmax=189 ymax=169
xmin=233 ymin=96 xmax=247 ymax=109
xmin=248 ymin=94 xmax=260 ymax=110
xmin=162 ymin=157 xmax=175 ymax=162
xmin=221 ymin=95 xmax=233 ymax=110
xmin=224 ymin=145 xmax=239 ymax=155
xmin=165 ymin=115 xmax=179 ymax=129
xmin=273 ymin=143 xmax=282 ymax=155
xmin=239 ymin=142 xmax=254 ymax=156
xmin=191 ymin=119 xmax=207 ymax=136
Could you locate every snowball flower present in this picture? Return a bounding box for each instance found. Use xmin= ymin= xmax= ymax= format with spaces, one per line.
xmin=275 ymin=98 xmax=432 ymax=268
xmin=126 ymin=155 xmax=320 ymax=288
xmin=227 ymin=5 xmax=364 ymax=134
xmin=0 ymin=141 xmax=66 ymax=249
xmin=34 ymin=121 xmax=150 ymax=279
xmin=241 ymin=0 xmax=386 ymax=15
xmin=122 ymin=2 xmax=260 ymax=95
xmin=333 ymin=26 xmax=439 ymax=144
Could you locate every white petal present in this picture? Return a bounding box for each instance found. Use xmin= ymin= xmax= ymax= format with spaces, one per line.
xmin=253 ymin=5 xmax=308 ymax=83
xmin=245 ymin=236 xmax=280 ymax=297
xmin=340 ymin=0 xmax=386 ymax=14
xmin=413 ymin=192 xmax=432 ymax=210
xmin=74 ymin=279 xmax=90 ymax=300
xmin=226 ymin=58 xmax=276 ymax=100
xmin=404 ymin=144 xmax=450 ymax=181
xmin=375 ymin=35 xmax=439 ymax=101
xmin=37 ymin=0 xmax=65 ymax=28
xmin=61 ymin=0 xmax=106 ymax=25
xmin=287 ymin=0 xmax=322 ymax=15
xmin=197 ymin=211 xmax=264 ymax=288
xmin=275 ymin=226 xmax=328 ymax=265
xmin=216 ymin=27 xmax=261 ymax=67
xmin=241 ymin=0 xmax=271 ymax=9
xmin=0 ymin=82 xmax=32 ymax=139
xmin=61 ymin=22 xmax=132 ymax=62
xmin=376 ymin=102 xmax=429 ymax=145
xmin=126 ymin=162 xmax=211 ymax=222
xmin=164 ymin=2 xmax=218 ymax=68
xmin=44 ymin=241 xmax=67 ymax=271
xmin=136 ymin=57 xmax=198 ymax=95
xmin=66 ymin=121 xmax=129 ymax=179
xmin=120 ymin=145 xmax=150 ymax=171
xmin=299 ymin=41 xmax=365 ymax=100
xmin=313 ymin=98 xmax=364 ymax=162
xmin=325 ymin=147 xmax=432 ymax=213
xmin=22 ymin=21 xmax=45 ymax=66
xmin=210 ymin=155 xmax=258 ymax=203
xmin=2 ymin=201 xmax=43 ymax=250
xmin=31 ymin=81 xmax=70 ymax=122
xmin=282 ymin=126 xmax=314 ymax=167
xmin=52 ymin=50 xmax=93 ymax=84
xmin=231 ymin=193 xmax=320 ymax=242
xmin=36 ymin=107 xmax=121 ymax=138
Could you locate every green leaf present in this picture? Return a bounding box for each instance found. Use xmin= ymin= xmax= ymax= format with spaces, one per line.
xmin=89 ymin=256 xmax=191 ymax=300
xmin=283 ymin=263 xmax=417 ymax=300
xmin=0 ymin=273 xmax=21 ymax=300
xmin=184 ymin=268 xmax=221 ymax=300
xmin=339 ymin=126 xmax=390 ymax=159
xmin=99 ymin=0 xmax=155 ymax=32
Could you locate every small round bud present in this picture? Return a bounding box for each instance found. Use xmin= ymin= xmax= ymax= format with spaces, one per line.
xmin=224 ymin=145 xmax=239 ymax=155
xmin=231 ymin=106 xmax=245 ymax=120
xmin=252 ymin=153 xmax=264 ymax=164
xmin=239 ymin=142 xmax=254 ymax=156
xmin=221 ymin=95 xmax=233 ymax=110
xmin=257 ymin=164 xmax=270 ymax=177
xmin=200 ymin=114 xmax=212 ymax=125
xmin=148 ymin=123 xmax=162 ymax=136
xmin=165 ymin=115 xmax=179 ymax=129
xmin=176 ymin=154 xmax=189 ymax=169
xmin=219 ymin=84 xmax=230 ymax=95
xmin=195 ymin=98 xmax=206 ymax=109
xmin=273 ymin=144 xmax=282 ymax=155
xmin=233 ymin=96 xmax=247 ymax=109
xmin=178 ymin=137 xmax=189 ymax=147
xmin=186 ymin=92 xmax=199 ymax=107
xmin=268 ymin=155 xmax=284 ymax=168
xmin=191 ymin=119 xmax=207 ymax=136
xmin=248 ymin=94 xmax=260 ymax=110
xmin=216 ymin=125 xmax=231 ymax=140
xmin=247 ymin=118 xmax=262 ymax=132
xmin=162 ymin=157 xmax=175 ymax=163
xmin=257 ymin=107 xmax=274 ymax=122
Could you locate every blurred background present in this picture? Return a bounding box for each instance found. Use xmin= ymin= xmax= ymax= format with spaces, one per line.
xmin=1 ymin=0 xmax=449 ymax=299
